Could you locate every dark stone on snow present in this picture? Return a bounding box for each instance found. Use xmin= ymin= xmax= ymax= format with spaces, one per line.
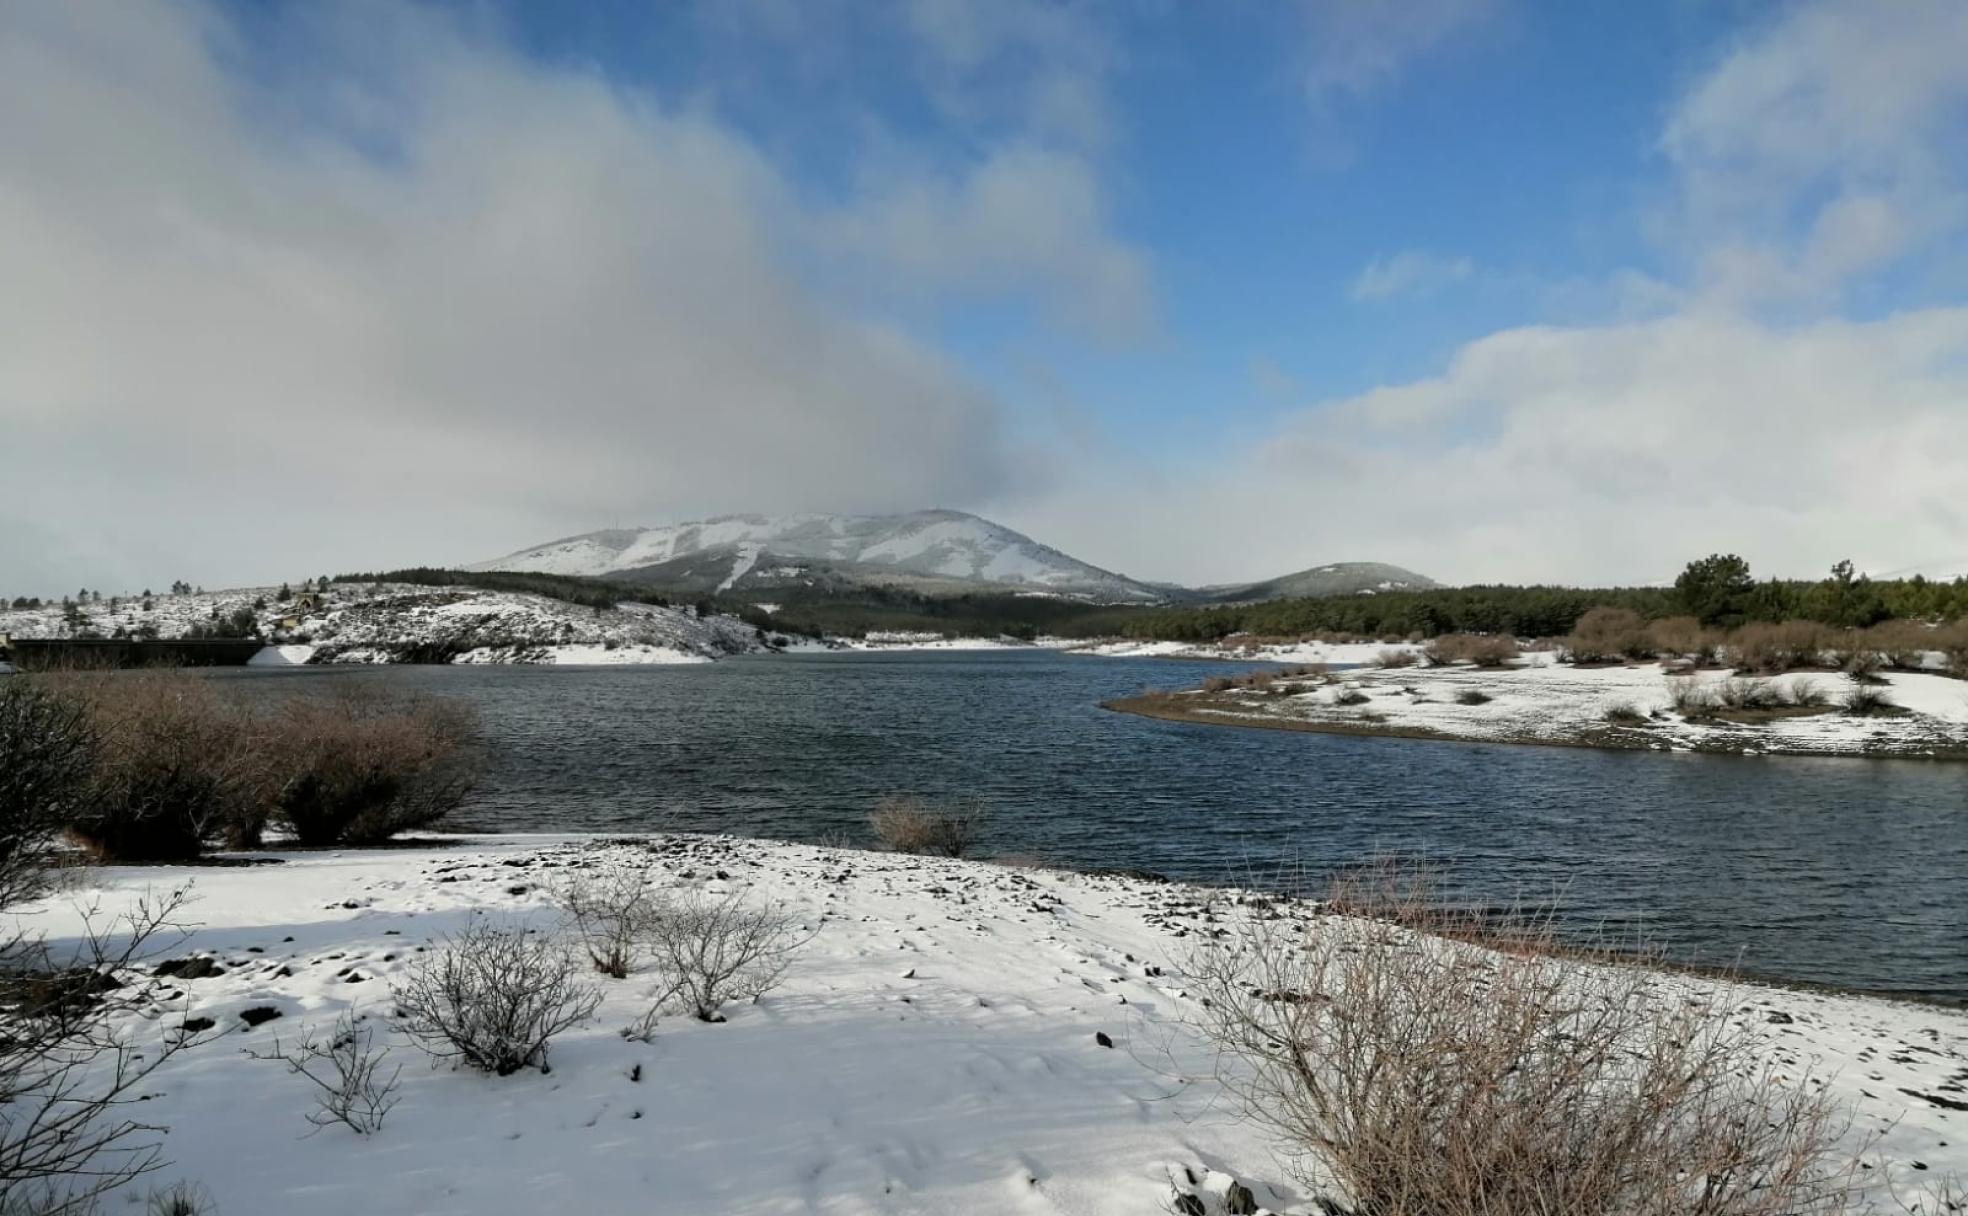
xmin=238 ymin=1006 xmax=283 ymax=1027
xmin=154 ymin=957 xmax=223 ymax=980
xmin=1766 ymin=1010 xmax=1794 ymax=1024
xmin=180 ymin=1016 xmax=216 ymax=1033
xmin=1225 ymin=1181 xmax=1259 ymax=1214
xmin=1095 ymin=1031 xmax=1113 ymax=1048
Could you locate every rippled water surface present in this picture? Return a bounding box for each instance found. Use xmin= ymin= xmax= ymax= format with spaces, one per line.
xmin=223 ymin=651 xmax=1968 ymax=1000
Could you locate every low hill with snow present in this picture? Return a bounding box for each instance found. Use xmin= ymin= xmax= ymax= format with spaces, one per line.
xmin=1195 ymin=561 xmax=1438 ymax=603
xmin=0 ymin=584 xmax=770 ymax=666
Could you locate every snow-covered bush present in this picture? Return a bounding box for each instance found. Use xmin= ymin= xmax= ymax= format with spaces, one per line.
xmin=1189 ymin=867 xmax=1854 ymax=1216
xmin=392 ymin=920 xmax=599 ymax=1075
xmin=556 ymin=867 xmax=667 ymax=979
xmin=261 ymin=688 xmax=476 ymax=846
xmin=0 ymin=680 xmax=97 ymax=908
xmin=869 ymin=795 xmax=984 ymax=858
xmin=644 ymin=890 xmax=805 ymax=1023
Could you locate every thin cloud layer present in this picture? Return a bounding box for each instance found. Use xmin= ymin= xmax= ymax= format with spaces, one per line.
xmin=0 ymin=4 xmax=1023 ymax=590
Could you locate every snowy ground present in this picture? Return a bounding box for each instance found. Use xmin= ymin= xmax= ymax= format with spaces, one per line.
xmin=13 ymin=835 xmax=1965 ymax=1214
xmin=1115 ymin=655 xmax=1968 ymax=760
xmin=1065 ymin=638 xmax=1419 ymax=666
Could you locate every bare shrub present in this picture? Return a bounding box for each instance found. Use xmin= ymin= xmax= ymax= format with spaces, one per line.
xmin=391 ymin=920 xmax=600 ymax=1075
xmin=1645 ymin=614 xmax=1717 ymax=662
xmin=247 ymin=1010 xmax=401 ymax=1136
xmin=1201 ymin=676 xmax=1234 ymax=693
xmin=1374 ymin=648 xmax=1417 ymax=669
xmin=1453 ymin=689 xmax=1492 ymax=706
xmin=1332 ymin=688 xmax=1370 ymax=706
xmin=1864 ymin=620 xmax=1935 ymax=670
xmin=1566 ymin=606 xmax=1649 ymax=663
xmin=1 ymin=888 xmax=200 ymax=1213
xmin=869 ymin=795 xmax=985 ymax=858
xmin=1190 ymin=870 xmax=1854 ymax=1216
xmin=1603 ymin=701 xmax=1647 ymax=725
xmin=145 ymin=1181 xmax=214 ymax=1216
xmin=1667 ymin=676 xmax=1716 ymax=716
xmin=1937 ymin=620 xmax=1968 ymax=678
xmin=643 ymin=890 xmax=807 ymax=1023
xmin=1727 ymin=620 xmax=1830 ymax=674
xmin=1841 ymin=685 xmax=1901 ymax=717
xmin=1785 ymin=677 xmax=1830 ymax=708
xmin=1717 ymin=676 xmax=1781 ymax=710
xmin=0 ymin=680 xmax=97 ymax=909
xmin=262 ymin=688 xmax=477 ymax=846
xmin=59 ymin=672 xmax=263 ymax=861
xmin=555 ymin=867 xmax=666 ymax=979
xmin=1425 ymin=633 xmax=1520 ymax=668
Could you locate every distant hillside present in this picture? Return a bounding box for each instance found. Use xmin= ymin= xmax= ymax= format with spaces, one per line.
xmin=1193 ymin=561 xmax=1438 ymax=604
xmin=473 ymin=510 xmax=1166 ymax=603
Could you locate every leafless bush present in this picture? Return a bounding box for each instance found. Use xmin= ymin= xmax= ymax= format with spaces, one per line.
xmin=144 ymin=1181 xmax=214 ymax=1216
xmin=1374 ymin=648 xmax=1417 ymax=669
xmin=1603 ymin=701 xmax=1647 ymax=725
xmin=391 ymin=919 xmax=599 ymax=1075
xmin=643 ymin=890 xmax=807 ymax=1023
xmin=1863 ymin=620 xmax=1935 ymax=670
xmin=1841 ymin=685 xmax=1901 ymax=717
xmin=1667 ymin=676 xmax=1716 ymax=716
xmin=1717 ymin=676 xmax=1782 ymax=710
xmin=1332 ymin=688 xmax=1370 ymax=706
xmin=1645 ymin=614 xmax=1718 ymax=663
xmin=1201 ymin=676 xmax=1234 ymax=693
xmin=556 ymin=867 xmax=666 ymax=979
xmin=1189 ymin=868 xmax=1855 ymax=1216
xmin=870 ymin=795 xmax=985 ymax=858
xmin=1566 ymin=606 xmax=1649 ymax=663
xmin=1785 ymin=677 xmax=1830 ymax=708
xmin=57 ymin=671 xmax=264 ymax=861
xmin=1453 ymin=689 xmax=1492 ymax=706
xmin=262 ymin=688 xmax=477 ymax=846
xmin=1 ymin=888 xmax=200 ymax=1213
xmin=1425 ymin=633 xmax=1520 ymax=668
xmin=0 ymin=680 xmax=97 ymax=909
xmin=247 ymin=1009 xmax=401 ymax=1135
xmin=1727 ymin=621 xmax=1831 ymax=674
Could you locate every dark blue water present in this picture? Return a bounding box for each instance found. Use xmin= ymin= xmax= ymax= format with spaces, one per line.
xmin=222 ymin=651 xmax=1968 ymax=1001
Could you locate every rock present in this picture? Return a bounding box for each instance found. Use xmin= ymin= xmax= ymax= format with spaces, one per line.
xmin=1766 ymin=1010 xmax=1795 ymax=1024
xmin=153 ymin=957 xmax=223 ymax=980
xmin=238 ymin=1006 xmax=283 ymax=1027
xmin=1095 ymin=1031 xmax=1113 ymax=1048
xmin=1172 ymin=1195 xmax=1206 ymax=1216
xmin=180 ymin=1016 xmax=216 ymax=1033
xmin=1225 ymin=1181 xmax=1259 ymax=1214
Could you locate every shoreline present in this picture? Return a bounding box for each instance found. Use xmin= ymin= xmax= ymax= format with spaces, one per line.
xmin=19 ymin=831 xmax=1965 ymax=1211
xmin=1106 ymin=658 xmax=1968 ymax=763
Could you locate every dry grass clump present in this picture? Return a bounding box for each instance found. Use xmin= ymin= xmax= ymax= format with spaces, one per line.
xmin=1453 ymin=688 xmax=1493 ymax=706
xmin=1424 ymin=633 xmax=1519 ymax=668
xmin=1375 ymin=648 xmax=1418 ymax=669
xmin=1841 ymin=685 xmax=1902 ymax=717
xmin=261 ymin=688 xmax=477 ymax=847
xmin=1603 ymin=701 xmax=1648 ymax=725
xmin=1667 ymin=675 xmax=1716 ymax=716
xmin=1190 ymin=866 xmax=1856 ymax=1216
xmin=1201 ymin=675 xmax=1235 ymax=693
xmin=870 ymin=795 xmax=985 ymax=858
xmin=1785 ymin=677 xmax=1830 ymax=708
xmin=1566 ymin=606 xmax=1650 ymax=663
xmin=1332 ymin=688 xmax=1371 ymax=706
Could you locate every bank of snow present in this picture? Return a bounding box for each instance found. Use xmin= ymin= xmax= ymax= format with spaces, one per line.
xmin=1114 ymin=657 xmax=1968 ymax=760
xmin=1067 ymin=638 xmax=1418 ymax=666
xmin=15 ymin=835 xmax=1965 ymax=1213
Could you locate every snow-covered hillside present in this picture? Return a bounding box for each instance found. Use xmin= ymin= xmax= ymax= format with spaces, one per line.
xmin=472 ymin=511 xmax=1165 ymax=602
xmin=0 ymin=584 xmax=771 ymax=666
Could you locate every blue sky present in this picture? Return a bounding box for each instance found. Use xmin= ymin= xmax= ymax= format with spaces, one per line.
xmin=3 ymin=1 xmax=1966 ymax=591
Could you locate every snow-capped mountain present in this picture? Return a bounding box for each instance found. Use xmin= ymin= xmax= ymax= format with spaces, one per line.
xmin=472 ymin=511 xmax=1166 ymax=603
xmin=1195 ymin=561 xmax=1439 ymax=603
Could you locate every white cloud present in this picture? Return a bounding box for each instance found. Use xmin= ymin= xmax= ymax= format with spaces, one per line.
xmin=0 ymin=2 xmax=1037 ymax=592
xmin=1351 ymin=251 xmax=1475 ymax=301
xmin=820 ymin=145 xmax=1155 ymax=343
xmin=1299 ymin=0 xmax=1494 ymax=111
xmin=1016 ymin=308 xmax=1968 ymax=586
xmin=1660 ymin=0 xmax=1968 ymax=303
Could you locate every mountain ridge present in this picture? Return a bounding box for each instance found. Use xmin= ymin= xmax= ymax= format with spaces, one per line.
xmin=472 ymin=510 xmax=1435 ymax=604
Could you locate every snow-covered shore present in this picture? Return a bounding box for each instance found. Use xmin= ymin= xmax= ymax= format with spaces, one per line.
xmin=1112 ymin=655 xmax=1968 ymax=760
xmin=15 ymin=834 xmax=1965 ymax=1213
